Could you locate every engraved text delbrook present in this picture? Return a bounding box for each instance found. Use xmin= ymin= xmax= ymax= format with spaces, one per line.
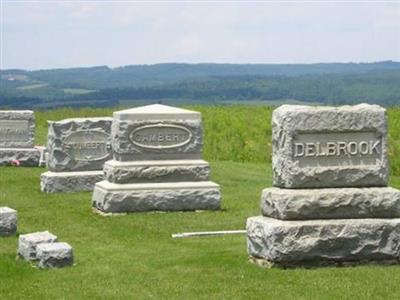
xmin=292 ymin=131 xmax=382 ymax=167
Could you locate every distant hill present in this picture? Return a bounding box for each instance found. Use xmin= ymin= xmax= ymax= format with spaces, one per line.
xmin=1 ymin=61 xmax=400 ymax=109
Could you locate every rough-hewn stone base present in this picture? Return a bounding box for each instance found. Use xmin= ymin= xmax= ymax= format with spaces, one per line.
xmin=0 ymin=207 xmax=17 ymax=237
xmin=248 ymin=255 xmax=400 ymax=269
xmin=246 ymin=216 xmax=400 ymax=268
xmin=92 ymin=180 xmax=221 ymax=213
xmin=0 ymin=148 xmax=40 ymax=167
xmin=40 ymin=171 xmax=104 ymax=193
xmin=103 ymin=159 xmax=210 ymax=184
xmin=261 ymin=187 xmax=400 ymax=220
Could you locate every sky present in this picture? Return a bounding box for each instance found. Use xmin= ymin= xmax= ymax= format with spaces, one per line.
xmin=1 ymin=0 xmax=399 ymax=70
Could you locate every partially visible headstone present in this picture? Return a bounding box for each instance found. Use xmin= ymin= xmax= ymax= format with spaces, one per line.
xmin=40 ymin=117 xmax=112 ymax=193
xmin=18 ymin=231 xmax=58 ymax=261
xmin=0 ymin=110 xmax=40 ymax=166
xmin=92 ymin=104 xmax=222 ymax=213
xmin=36 ymin=242 xmax=73 ymax=268
xmin=247 ymin=103 xmax=400 ymax=268
xmin=0 ymin=207 xmax=17 ymax=237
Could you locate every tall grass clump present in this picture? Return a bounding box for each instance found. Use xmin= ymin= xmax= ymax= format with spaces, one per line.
xmin=388 ymin=106 xmax=400 ymax=176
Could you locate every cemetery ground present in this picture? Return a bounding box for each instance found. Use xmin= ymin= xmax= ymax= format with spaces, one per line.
xmin=1 ymin=105 xmax=400 ymax=299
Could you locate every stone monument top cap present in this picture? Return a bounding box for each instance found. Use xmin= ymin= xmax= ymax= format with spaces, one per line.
xmin=114 ymin=104 xmax=201 ymax=121
xmin=47 ymin=117 xmax=113 ymax=125
xmin=0 ymin=110 xmax=34 ymax=113
xmin=274 ymin=103 xmax=385 ymax=115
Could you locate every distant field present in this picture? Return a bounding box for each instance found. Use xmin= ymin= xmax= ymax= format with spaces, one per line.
xmin=16 ymin=83 xmax=48 ymax=90
xmin=34 ymin=105 xmax=400 ymax=176
xmin=219 ymin=99 xmax=323 ymax=106
xmin=63 ymin=88 xmax=96 ymax=95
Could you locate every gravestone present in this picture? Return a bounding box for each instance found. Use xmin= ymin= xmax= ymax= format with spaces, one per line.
xmin=0 ymin=110 xmax=40 ymax=166
xmin=246 ymin=104 xmax=400 ymax=267
xmin=40 ymin=117 xmax=112 ymax=192
xmin=92 ymin=104 xmax=221 ymax=213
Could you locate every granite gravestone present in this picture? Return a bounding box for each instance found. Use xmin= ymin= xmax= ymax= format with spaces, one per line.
xmin=246 ymin=104 xmax=400 ymax=268
xmin=0 ymin=110 xmax=40 ymax=166
xmin=40 ymin=117 xmax=112 ymax=192
xmin=92 ymin=104 xmax=221 ymax=213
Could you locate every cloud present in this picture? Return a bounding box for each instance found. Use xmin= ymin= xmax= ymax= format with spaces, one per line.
xmin=1 ymin=1 xmax=399 ymax=69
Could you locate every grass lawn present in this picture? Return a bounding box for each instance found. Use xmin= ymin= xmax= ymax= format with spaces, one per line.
xmin=1 ymin=161 xmax=400 ymax=299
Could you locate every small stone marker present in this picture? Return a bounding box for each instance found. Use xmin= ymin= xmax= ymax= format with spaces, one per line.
xmin=247 ymin=104 xmax=400 ymax=267
xmin=0 ymin=207 xmax=17 ymax=236
xmin=36 ymin=242 xmax=73 ymax=268
xmin=18 ymin=231 xmax=58 ymax=261
xmin=0 ymin=110 xmax=40 ymax=166
xmin=92 ymin=104 xmax=222 ymax=213
xmin=40 ymin=117 xmax=112 ymax=192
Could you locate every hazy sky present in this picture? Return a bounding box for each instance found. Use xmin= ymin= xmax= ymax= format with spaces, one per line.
xmin=1 ymin=1 xmax=399 ymax=70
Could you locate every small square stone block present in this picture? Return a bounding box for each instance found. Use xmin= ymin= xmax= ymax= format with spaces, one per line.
xmin=0 ymin=207 xmax=17 ymax=237
xmin=36 ymin=242 xmax=73 ymax=269
xmin=18 ymin=231 xmax=58 ymax=261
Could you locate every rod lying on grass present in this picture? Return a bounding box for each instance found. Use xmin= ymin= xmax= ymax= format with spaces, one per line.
xmin=171 ymin=230 xmax=246 ymax=238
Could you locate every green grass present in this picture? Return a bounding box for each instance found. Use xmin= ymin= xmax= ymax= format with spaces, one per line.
xmin=1 ymin=162 xmax=400 ymax=299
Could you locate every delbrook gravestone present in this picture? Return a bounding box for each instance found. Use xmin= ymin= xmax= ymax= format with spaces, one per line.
xmin=92 ymin=104 xmax=221 ymax=213
xmin=246 ymin=104 xmax=400 ymax=267
xmin=0 ymin=110 xmax=40 ymax=166
xmin=40 ymin=117 xmax=112 ymax=192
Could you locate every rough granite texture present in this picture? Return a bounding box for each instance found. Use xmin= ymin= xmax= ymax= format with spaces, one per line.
xmin=112 ymin=119 xmax=203 ymax=161
xmin=0 ymin=207 xmax=17 ymax=237
xmin=36 ymin=242 xmax=73 ymax=268
xmin=247 ymin=216 xmax=400 ymax=267
xmin=46 ymin=117 xmax=112 ymax=172
xmin=0 ymin=110 xmax=35 ymax=148
xmin=0 ymin=148 xmax=40 ymax=166
xmin=272 ymin=104 xmax=388 ymax=188
xmin=18 ymin=231 xmax=58 ymax=261
xmin=261 ymin=187 xmax=400 ymax=220
xmin=103 ymin=159 xmax=210 ymax=184
xmin=92 ymin=181 xmax=221 ymax=213
xmin=40 ymin=171 xmax=104 ymax=193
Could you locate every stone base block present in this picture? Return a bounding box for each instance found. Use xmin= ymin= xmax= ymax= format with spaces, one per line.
xmin=262 ymin=187 xmax=400 ymax=220
xmin=247 ymin=216 xmax=400 ymax=268
xmin=37 ymin=242 xmax=73 ymax=268
xmin=0 ymin=207 xmax=17 ymax=237
xmin=40 ymin=171 xmax=104 ymax=193
xmin=103 ymin=159 xmax=210 ymax=184
xmin=0 ymin=148 xmax=40 ymax=167
xmin=92 ymin=180 xmax=221 ymax=213
xmin=18 ymin=231 xmax=58 ymax=261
